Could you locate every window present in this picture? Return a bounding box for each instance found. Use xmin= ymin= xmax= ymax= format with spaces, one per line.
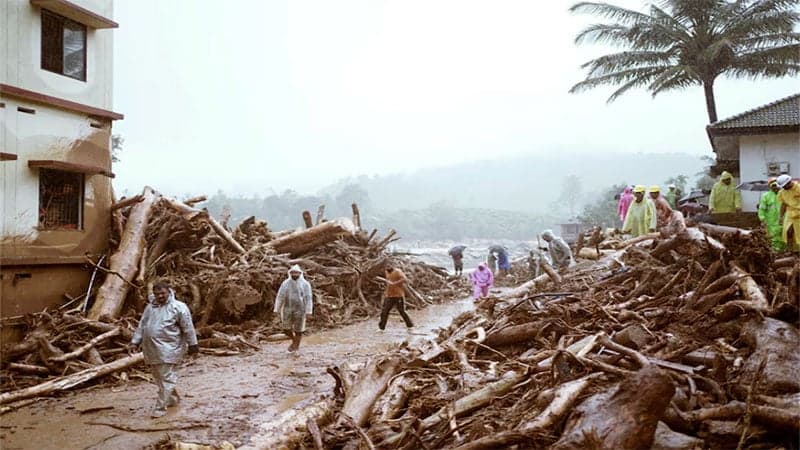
xmin=39 ymin=169 xmax=84 ymax=230
xmin=41 ymin=10 xmax=87 ymax=81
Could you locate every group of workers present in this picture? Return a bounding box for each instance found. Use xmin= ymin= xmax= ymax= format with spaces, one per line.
xmin=757 ymin=175 xmax=800 ymax=252
xmin=449 ymin=230 xmax=575 ymax=301
xmin=618 ymin=184 xmax=685 ymax=237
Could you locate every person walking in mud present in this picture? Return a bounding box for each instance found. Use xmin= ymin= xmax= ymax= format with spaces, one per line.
xmin=130 ymin=281 xmax=199 ymax=418
xmin=379 ymin=263 xmax=414 ymax=330
xmin=274 ymin=265 xmax=314 ymax=352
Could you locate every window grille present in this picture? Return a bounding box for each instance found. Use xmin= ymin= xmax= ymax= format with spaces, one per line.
xmin=41 ymin=10 xmax=86 ymax=81
xmin=39 ymin=169 xmax=84 ymax=229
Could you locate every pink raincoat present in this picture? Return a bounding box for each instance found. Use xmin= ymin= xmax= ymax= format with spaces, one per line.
xmin=470 ymin=263 xmax=494 ymax=299
xmin=617 ymin=187 xmax=634 ymax=222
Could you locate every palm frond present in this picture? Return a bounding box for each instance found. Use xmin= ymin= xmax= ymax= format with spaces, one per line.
xmin=569 ymin=66 xmax=670 ymax=95
xmin=569 ymin=2 xmax=654 ymax=25
xmin=581 ymin=50 xmax=675 ymax=77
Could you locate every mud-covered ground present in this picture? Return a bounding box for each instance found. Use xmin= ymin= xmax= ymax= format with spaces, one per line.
xmin=0 ymin=296 xmax=479 ymax=450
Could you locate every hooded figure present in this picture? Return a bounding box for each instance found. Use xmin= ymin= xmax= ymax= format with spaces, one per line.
xmin=709 ymin=171 xmax=742 ymax=213
xmin=617 ymin=186 xmax=634 ymax=223
xmin=470 ymin=263 xmax=494 ymax=299
xmin=777 ymin=175 xmax=800 ymax=251
xmin=758 ymin=179 xmax=785 ymax=251
xmin=542 ymin=230 xmax=573 ymax=270
xmin=665 ymin=185 xmax=678 ymax=209
xmin=131 ymin=282 xmax=198 ymax=418
xmin=622 ymin=185 xmax=656 ymax=237
xmin=274 ymin=264 xmax=313 ymax=352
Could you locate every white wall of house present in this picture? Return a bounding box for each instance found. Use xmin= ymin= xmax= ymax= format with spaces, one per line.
xmin=1 ymin=0 xmax=114 ymax=110
xmin=739 ymin=133 xmax=800 ymax=212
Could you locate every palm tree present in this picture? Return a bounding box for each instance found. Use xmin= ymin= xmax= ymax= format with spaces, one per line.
xmin=569 ymin=0 xmax=800 ymax=123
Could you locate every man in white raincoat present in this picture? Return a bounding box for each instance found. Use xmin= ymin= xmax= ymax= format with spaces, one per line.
xmin=541 ymin=230 xmax=573 ymax=270
xmin=130 ymin=281 xmax=198 ymax=418
xmin=274 ymin=264 xmax=314 ymax=352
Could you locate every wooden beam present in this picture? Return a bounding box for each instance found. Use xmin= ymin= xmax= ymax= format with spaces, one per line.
xmin=0 ymin=152 xmax=18 ymax=161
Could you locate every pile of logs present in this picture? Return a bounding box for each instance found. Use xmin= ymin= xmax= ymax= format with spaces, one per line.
xmin=0 ymin=186 xmax=462 ymax=406
xmin=267 ymin=224 xmax=798 ymax=449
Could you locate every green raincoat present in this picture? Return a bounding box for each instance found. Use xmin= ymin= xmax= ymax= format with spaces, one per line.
xmin=665 ymin=190 xmax=677 ymax=209
xmin=709 ymin=171 xmax=742 ymax=213
xmin=758 ymin=190 xmax=785 ymax=251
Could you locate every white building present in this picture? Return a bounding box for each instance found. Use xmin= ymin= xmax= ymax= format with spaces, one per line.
xmin=707 ymin=93 xmax=800 ymax=212
xmin=1 ymin=0 xmax=121 ymax=317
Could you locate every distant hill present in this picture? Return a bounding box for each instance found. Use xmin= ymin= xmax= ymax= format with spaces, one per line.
xmin=323 ymin=152 xmax=706 ymax=214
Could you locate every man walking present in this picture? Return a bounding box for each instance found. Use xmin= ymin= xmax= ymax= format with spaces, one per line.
xmin=448 ymin=245 xmax=466 ymax=276
xmin=379 ymin=263 xmax=414 ymax=330
xmin=541 ymin=230 xmax=573 ymax=270
xmin=131 ymin=281 xmax=198 ymax=418
xmin=274 ymin=265 xmax=314 ymax=352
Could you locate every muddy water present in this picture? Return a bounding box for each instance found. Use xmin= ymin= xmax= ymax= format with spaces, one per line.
xmin=0 ymin=297 xmax=477 ymax=449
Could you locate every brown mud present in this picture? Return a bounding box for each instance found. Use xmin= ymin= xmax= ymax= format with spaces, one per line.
xmin=0 ymin=296 xmax=478 ymax=449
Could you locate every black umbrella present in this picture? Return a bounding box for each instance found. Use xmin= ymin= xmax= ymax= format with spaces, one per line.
xmin=488 ymin=245 xmax=506 ymax=254
xmin=736 ymin=180 xmax=771 ymax=191
xmin=679 ymin=190 xmax=706 ymax=203
xmin=448 ymin=245 xmax=467 ymax=256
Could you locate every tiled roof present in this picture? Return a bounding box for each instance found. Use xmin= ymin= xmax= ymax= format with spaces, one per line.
xmin=709 ymin=93 xmax=800 ymax=130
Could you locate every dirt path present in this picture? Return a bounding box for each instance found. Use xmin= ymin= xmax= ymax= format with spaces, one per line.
xmin=0 ymin=297 xmax=477 ymax=449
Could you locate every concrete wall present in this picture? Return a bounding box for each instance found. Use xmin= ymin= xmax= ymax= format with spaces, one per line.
xmin=1 ymin=0 xmax=115 ymax=110
xmin=1 ymin=0 xmax=116 ymax=316
xmin=739 ymin=133 xmax=800 ymax=212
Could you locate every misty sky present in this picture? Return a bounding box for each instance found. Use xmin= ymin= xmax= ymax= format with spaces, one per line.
xmin=112 ymin=0 xmax=797 ymax=197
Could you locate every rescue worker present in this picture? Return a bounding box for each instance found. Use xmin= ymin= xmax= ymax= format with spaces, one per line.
xmin=541 ymin=230 xmax=573 ymax=270
xmin=274 ymin=265 xmax=314 ymax=352
xmin=709 ymin=171 xmax=742 ymax=213
xmin=486 ymin=251 xmax=498 ymax=275
xmin=777 ymin=174 xmax=800 ymax=252
xmin=379 ymin=263 xmax=414 ymax=330
xmin=495 ymin=248 xmax=511 ymax=277
xmin=758 ymin=179 xmax=785 ymax=251
xmin=665 ymin=184 xmax=678 ymax=209
xmin=648 ymin=185 xmax=673 ymax=228
xmin=617 ymin=186 xmax=634 ymax=223
xmin=130 ymin=281 xmax=198 ymax=418
xmin=448 ymin=246 xmax=465 ymax=276
xmin=622 ymin=185 xmax=656 ymax=237
xmin=470 ymin=262 xmax=494 ymax=299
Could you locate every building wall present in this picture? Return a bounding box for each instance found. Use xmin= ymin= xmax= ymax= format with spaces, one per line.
xmin=1 ymin=0 xmax=116 ymax=317
xmin=739 ymin=133 xmax=800 ymax=212
xmin=1 ymin=0 xmax=115 ymax=110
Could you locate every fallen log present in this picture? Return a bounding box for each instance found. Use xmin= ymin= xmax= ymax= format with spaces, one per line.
xmin=452 ymin=373 xmax=600 ymax=450
xmin=682 ymin=400 xmax=800 ymax=433
xmin=163 ymin=196 xmax=246 ymax=254
xmin=553 ymin=365 xmax=674 ymax=450
xmin=268 ymin=218 xmax=357 ymax=257
xmin=48 ymin=327 xmax=120 ymax=363
xmin=109 ymin=194 xmax=144 ymax=211
xmin=0 ymin=353 xmax=144 ymax=405
xmin=337 ymin=356 xmax=401 ymax=427
xmin=88 ymin=186 xmax=158 ymax=321
xmin=239 ymin=398 xmax=334 ymax=450
xmin=740 ymin=318 xmax=800 ymax=394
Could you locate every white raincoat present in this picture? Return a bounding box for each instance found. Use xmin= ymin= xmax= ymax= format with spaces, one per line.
xmin=131 ymin=290 xmax=198 ymax=365
xmin=274 ymin=265 xmax=314 ymax=332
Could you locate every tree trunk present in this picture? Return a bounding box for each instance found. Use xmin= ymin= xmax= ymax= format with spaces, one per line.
xmin=88 ymin=186 xmax=159 ymax=321
xmin=337 ymin=356 xmax=401 ymax=427
xmin=0 ymin=353 xmax=144 ymax=405
xmin=703 ymin=80 xmax=718 ymax=124
xmin=553 ymin=365 xmax=674 ymax=450
xmin=239 ymin=398 xmax=334 ymax=450
xmin=268 ymin=218 xmax=356 ymax=257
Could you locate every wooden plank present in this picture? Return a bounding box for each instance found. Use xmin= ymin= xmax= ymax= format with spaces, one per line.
xmin=28 ymin=159 xmax=114 ymax=178
xmin=30 ymin=0 xmax=118 ymax=28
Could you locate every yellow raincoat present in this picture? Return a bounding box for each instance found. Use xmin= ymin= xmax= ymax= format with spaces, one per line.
xmin=778 ymin=182 xmax=800 ymax=249
xmin=623 ymin=198 xmax=656 ymax=237
xmin=709 ymin=171 xmax=742 ymax=213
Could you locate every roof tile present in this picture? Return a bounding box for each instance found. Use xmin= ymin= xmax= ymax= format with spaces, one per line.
xmin=710 ymin=93 xmax=800 ymax=130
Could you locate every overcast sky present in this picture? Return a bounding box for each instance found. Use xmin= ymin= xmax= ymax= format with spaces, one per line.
xmin=112 ymin=0 xmax=797 ymax=197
